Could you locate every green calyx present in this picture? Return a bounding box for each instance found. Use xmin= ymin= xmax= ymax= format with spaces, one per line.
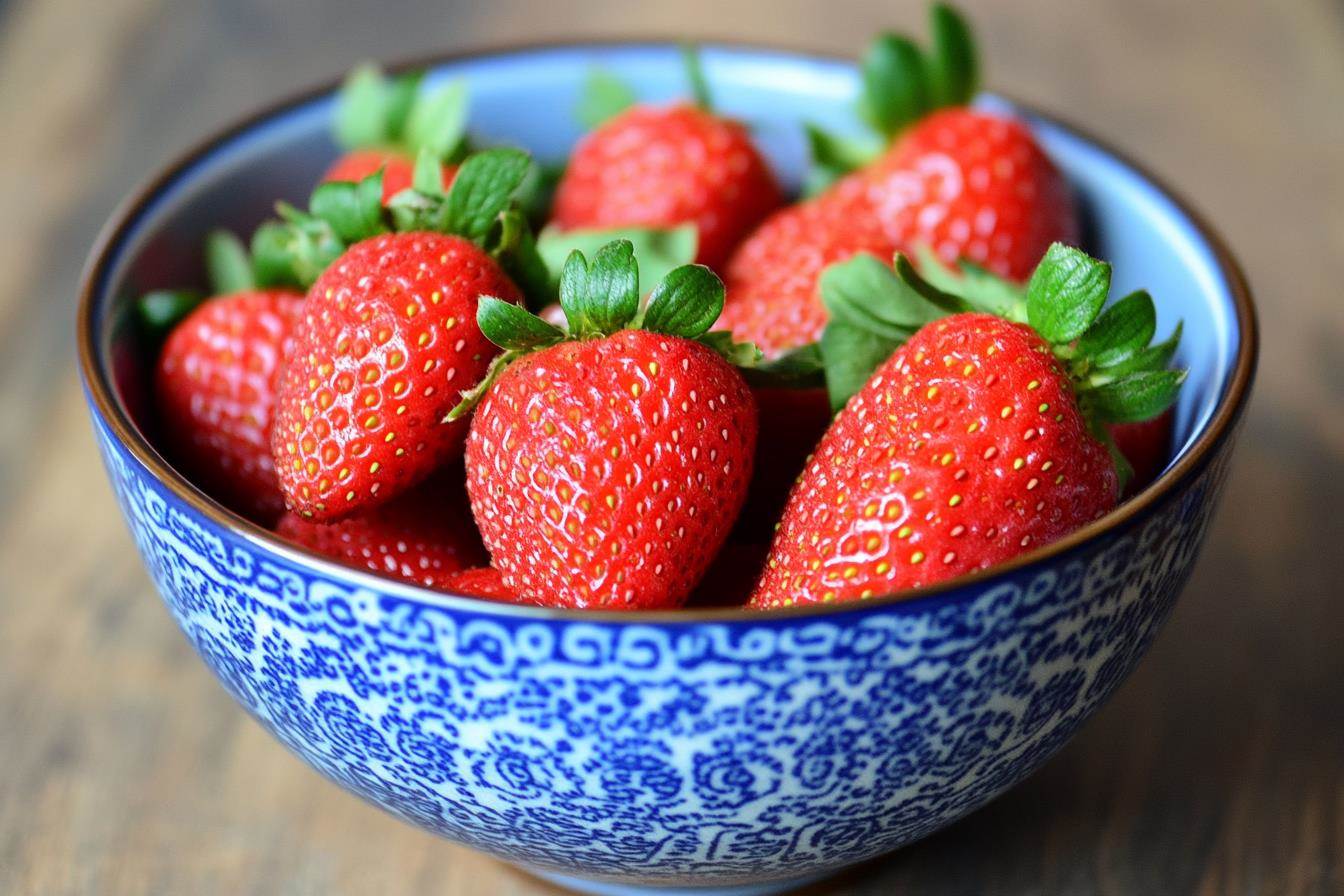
xmin=817 ymin=243 xmax=1186 ymax=488
xmin=805 ymin=2 xmax=979 ymax=196
xmin=335 ymin=64 xmax=469 ymax=163
xmin=250 ymin=147 xmax=553 ymax=308
xmin=574 ymin=43 xmax=712 ymax=129
xmin=445 ymin=238 xmax=760 ymax=421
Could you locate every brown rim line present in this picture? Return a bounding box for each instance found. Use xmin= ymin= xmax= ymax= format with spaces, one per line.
xmin=77 ymin=39 xmax=1259 ymax=625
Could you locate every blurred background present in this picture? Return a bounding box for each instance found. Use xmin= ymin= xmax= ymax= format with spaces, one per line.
xmin=1 ymin=0 xmax=1341 ymax=893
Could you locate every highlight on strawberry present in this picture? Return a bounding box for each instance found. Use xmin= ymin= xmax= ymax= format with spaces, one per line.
xmin=452 ymin=240 xmax=760 ymax=610
xmin=750 ymin=243 xmax=1185 ymax=609
xmin=321 ymin=64 xmax=469 ymax=201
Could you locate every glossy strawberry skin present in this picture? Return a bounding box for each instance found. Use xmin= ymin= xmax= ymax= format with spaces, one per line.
xmin=752 ymin=313 xmax=1117 ymax=609
xmin=717 ymin=174 xmax=897 ymax=357
xmin=466 ymin=330 xmax=757 ymax=610
xmin=155 ymin=289 xmax=304 ymax=522
xmin=272 ymin=232 xmax=520 ymax=520
xmin=321 ymin=148 xmax=455 ymax=203
xmin=440 ymin=567 xmax=533 ymax=604
xmin=862 ymin=109 xmax=1079 ymax=282
xmin=551 ymin=104 xmax=783 ymax=270
xmin=274 ymin=475 xmax=485 ymax=589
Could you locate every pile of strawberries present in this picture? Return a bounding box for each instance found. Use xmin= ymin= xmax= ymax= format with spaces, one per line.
xmin=145 ymin=5 xmax=1183 ymax=611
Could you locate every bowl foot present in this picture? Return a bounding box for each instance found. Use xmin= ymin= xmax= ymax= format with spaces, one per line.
xmin=525 ymin=868 xmax=827 ymax=896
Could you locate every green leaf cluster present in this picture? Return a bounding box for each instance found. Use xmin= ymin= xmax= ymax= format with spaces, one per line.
xmin=335 ymin=64 xmax=469 ymax=163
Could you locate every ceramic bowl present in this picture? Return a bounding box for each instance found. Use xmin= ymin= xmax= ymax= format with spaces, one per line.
xmin=78 ymin=42 xmax=1257 ymax=896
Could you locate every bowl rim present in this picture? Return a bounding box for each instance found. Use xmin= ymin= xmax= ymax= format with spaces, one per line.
xmin=77 ymin=37 xmax=1259 ymax=625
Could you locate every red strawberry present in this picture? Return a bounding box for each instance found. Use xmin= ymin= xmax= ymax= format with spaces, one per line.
xmin=717 ymin=176 xmax=897 ymax=356
xmin=720 ymin=6 xmax=1075 ymax=355
xmin=324 ymin=64 xmax=467 ymax=204
xmin=269 ymin=148 xmax=537 ymax=520
xmin=440 ymin=567 xmax=532 ymax=604
xmin=322 ymin=149 xmax=455 ymax=203
xmin=154 ymin=288 xmax=303 ymax=522
xmin=861 ymin=108 xmax=1078 ymax=282
xmin=458 ymin=240 xmax=758 ymax=610
xmin=1109 ymin=409 xmax=1174 ymax=496
xmin=552 ymin=103 xmax=783 ymax=270
xmin=274 ymin=474 xmax=484 ymax=589
xmin=752 ymin=245 xmax=1185 ymax=608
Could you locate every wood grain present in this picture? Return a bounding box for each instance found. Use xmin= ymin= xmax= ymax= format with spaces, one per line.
xmin=1 ymin=0 xmax=1341 ymax=893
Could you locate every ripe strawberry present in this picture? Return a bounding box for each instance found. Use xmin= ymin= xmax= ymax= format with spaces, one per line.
xmin=274 ymin=473 xmax=485 ymax=589
xmin=456 ymin=240 xmax=759 ymax=610
xmin=719 ymin=5 xmax=1076 ymax=355
xmin=322 ymin=149 xmax=454 ymax=203
xmin=440 ymin=567 xmax=532 ymax=604
xmin=752 ymin=244 xmax=1185 ymax=608
xmin=551 ymin=103 xmax=783 ymax=270
xmin=861 ymin=108 xmax=1079 ymax=282
xmin=322 ymin=64 xmax=468 ymax=203
xmin=267 ymin=148 xmax=543 ymax=520
xmin=154 ymin=288 xmax=303 ymax=522
xmin=717 ymin=176 xmax=897 ymax=356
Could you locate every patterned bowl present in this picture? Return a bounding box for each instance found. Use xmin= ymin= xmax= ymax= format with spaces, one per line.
xmin=78 ymin=42 xmax=1256 ymax=896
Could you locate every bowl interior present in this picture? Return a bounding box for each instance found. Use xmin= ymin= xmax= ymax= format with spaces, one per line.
xmin=87 ymin=43 xmax=1244 ymax=515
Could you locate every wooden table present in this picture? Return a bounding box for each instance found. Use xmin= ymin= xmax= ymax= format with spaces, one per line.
xmin=2 ymin=0 xmax=1340 ymax=892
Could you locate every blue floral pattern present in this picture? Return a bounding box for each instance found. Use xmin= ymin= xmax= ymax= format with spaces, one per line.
xmin=91 ymin=414 xmax=1233 ymax=888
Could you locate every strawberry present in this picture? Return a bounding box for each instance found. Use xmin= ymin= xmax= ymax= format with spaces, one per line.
xmin=454 ymin=240 xmax=759 ymax=610
xmin=264 ymin=148 xmax=549 ymax=520
xmin=440 ymin=567 xmax=532 ymax=604
xmin=751 ymin=244 xmax=1185 ymax=608
xmin=321 ymin=64 xmax=468 ymax=203
xmin=274 ymin=473 xmax=485 ymax=589
xmin=142 ymin=230 xmax=306 ymax=522
xmin=550 ymin=59 xmax=782 ymax=271
xmin=719 ymin=5 xmax=1076 ymax=355
xmin=154 ymin=289 xmax=302 ymax=521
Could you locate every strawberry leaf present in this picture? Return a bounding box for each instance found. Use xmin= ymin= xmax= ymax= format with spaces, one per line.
xmin=537 ymin=224 xmax=697 ymax=297
xmin=1082 ymin=369 xmax=1187 ymax=424
xmin=584 ymin=240 xmax=641 ymax=332
xmin=913 ymin=245 xmax=1025 ymax=319
xmin=138 ymin=289 xmax=205 ymax=339
xmin=309 ymin=171 xmax=389 ymax=243
xmin=477 ymin=295 xmax=564 ymax=351
xmin=442 ymin=147 xmax=531 ymax=243
xmin=1077 ymin=289 xmax=1157 ymax=368
xmin=490 ymin=208 xmax=556 ymax=312
xmin=821 ymin=253 xmax=944 ymax=336
xmin=404 ymin=79 xmax=469 ymax=162
xmin=410 ymin=147 xmax=445 ymax=196
xmin=1026 ymin=243 xmax=1112 ymax=344
xmin=642 ymin=264 xmax=723 ymax=338
xmin=205 ymin=230 xmax=255 ymax=294
xmin=860 ymin=33 xmax=930 ymax=138
xmin=1092 ymin=321 xmax=1183 ymax=379
xmin=514 ymin=160 xmax=565 ymax=226
xmin=576 ymin=68 xmax=637 ymax=129
xmin=334 ymin=64 xmax=388 ymax=149
xmin=802 ymin=124 xmax=882 ymax=197
xmin=698 ymin=330 xmax=764 ymax=368
xmin=737 ymin=342 xmax=826 ymax=389
xmin=383 ymin=70 xmax=423 ymax=142
xmin=894 ymin=254 xmax=972 ymax=314
xmin=249 ymin=221 xmax=304 ymax=288
xmin=925 ymin=3 xmax=978 ymax=108
xmin=681 ymin=43 xmax=713 ymax=111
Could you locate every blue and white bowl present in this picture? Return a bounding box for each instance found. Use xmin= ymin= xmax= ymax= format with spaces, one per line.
xmin=78 ymin=43 xmax=1257 ymax=896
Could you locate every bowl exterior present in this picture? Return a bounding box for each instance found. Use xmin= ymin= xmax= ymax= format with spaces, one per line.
xmin=89 ymin=404 xmax=1238 ymax=887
